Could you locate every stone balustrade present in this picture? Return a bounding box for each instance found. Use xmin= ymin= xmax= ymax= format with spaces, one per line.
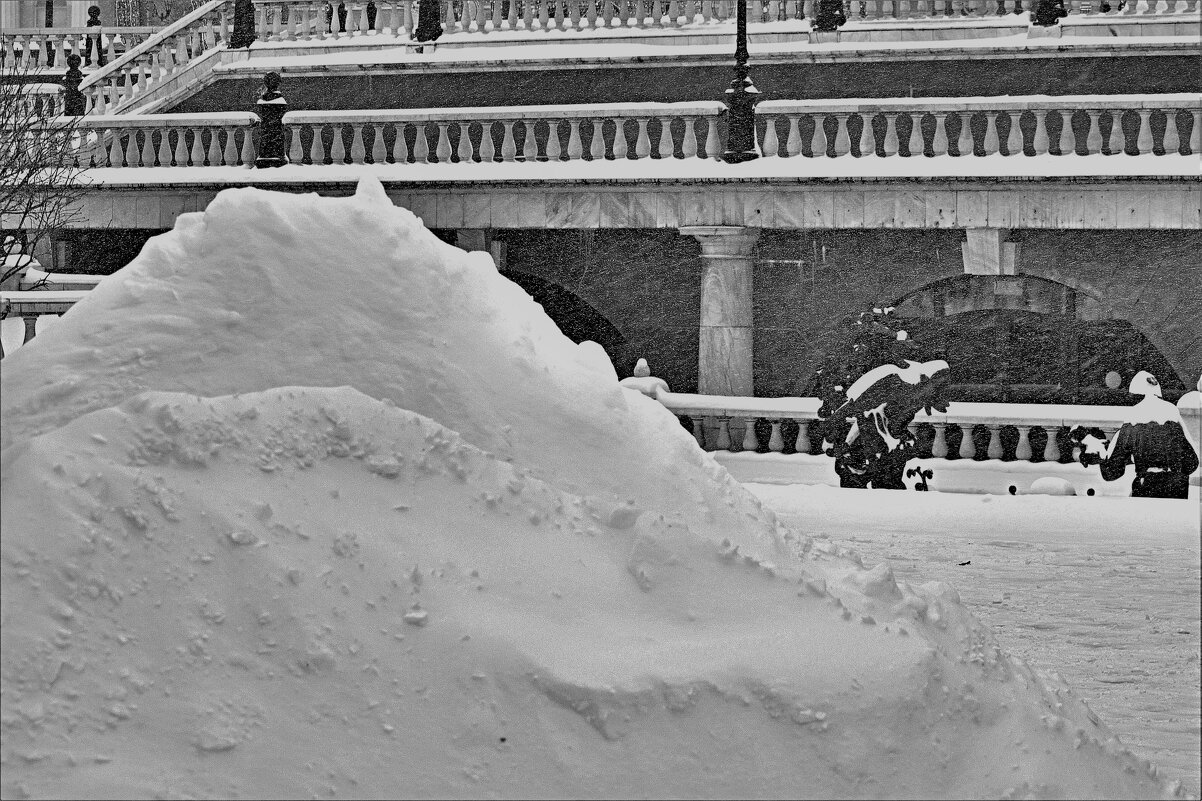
xmin=757 ymin=94 xmax=1202 ymax=158
xmin=64 ymin=112 xmax=260 ymax=167
xmin=657 ymin=389 xmax=1181 ymax=466
xmin=76 ymin=0 xmax=231 ymax=115
xmin=249 ymin=0 xmax=1199 ymax=40
xmin=0 ymin=291 xmax=91 ymax=358
xmin=10 ymin=84 xmax=66 ymax=118
xmin=282 ymin=103 xmax=726 ymax=163
xmin=0 ymin=27 xmax=159 ymax=70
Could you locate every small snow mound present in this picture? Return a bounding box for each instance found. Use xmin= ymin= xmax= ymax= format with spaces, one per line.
xmin=1027 ymin=477 xmax=1078 ymax=496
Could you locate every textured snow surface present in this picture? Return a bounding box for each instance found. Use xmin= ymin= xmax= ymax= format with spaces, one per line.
xmin=0 ymin=179 xmax=1184 ymax=799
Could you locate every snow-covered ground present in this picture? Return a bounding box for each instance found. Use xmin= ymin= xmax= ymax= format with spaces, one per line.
xmin=1 ymin=179 xmax=1193 ymax=799
xmin=749 ymin=484 xmax=1202 ymax=796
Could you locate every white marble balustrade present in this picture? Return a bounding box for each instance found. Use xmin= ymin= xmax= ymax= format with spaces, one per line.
xmin=76 ymin=1 xmax=231 ymax=116
xmin=64 ymin=112 xmax=259 ymax=168
xmin=757 ymin=94 xmax=1201 ymax=158
xmin=0 ymin=27 xmax=158 ymax=71
xmin=282 ymin=102 xmax=726 ymax=163
xmin=655 ymin=390 xmax=1190 ymax=466
xmin=249 ymin=0 xmax=1199 ymax=40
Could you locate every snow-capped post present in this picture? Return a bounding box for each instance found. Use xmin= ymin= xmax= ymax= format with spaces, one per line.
xmin=1029 ymin=0 xmax=1067 ymax=37
xmin=720 ymin=0 xmax=760 ymax=164
xmin=619 ymin=359 xmax=671 ymax=399
xmin=228 ymin=0 xmax=257 ymax=48
xmin=62 ymin=55 xmax=85 ymax=117
xmin=254 ymin=73 xmax=287 ymax=169
xmin=83 ymin=5 xmax=105 ymax=67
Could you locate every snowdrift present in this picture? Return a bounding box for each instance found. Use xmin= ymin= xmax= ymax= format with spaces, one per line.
xmin=0 ymin=179 xmax=1181 ymax=799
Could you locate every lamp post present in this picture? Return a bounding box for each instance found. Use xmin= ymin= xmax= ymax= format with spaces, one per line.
xmin=721 ymin=0 xmax=760 ymax=164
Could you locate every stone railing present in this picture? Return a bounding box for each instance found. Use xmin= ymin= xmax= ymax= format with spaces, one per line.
xmin=77 ymin=0 xmax=232 ymax=115
xmin=656 ymin=390 xmax=1194 ymax=466
xmin=9 ymin=84 xmax=66 ymax=117
xmin=248 ymin=0 xmax=1199 ymax=40
xmin=0 ymin=290 xmax=92 ymax=358
xmin=756 ymin=95 xmax=1202 ymax=158
xmin=0 ymin=26 xmax=159 ymax=70
xmin=282 ymin=102 xmax=726 ymax=163
xmin=62 ymin=112 xmax=260 ymax=167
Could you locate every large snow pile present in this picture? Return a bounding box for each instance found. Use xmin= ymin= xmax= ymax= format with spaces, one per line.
xmin=0 ymin=179 xmax=1181 ymax=799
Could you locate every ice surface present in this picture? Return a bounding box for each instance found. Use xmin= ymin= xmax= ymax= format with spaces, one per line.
xmin=0 ymin=178 xmax=1185 ymax=798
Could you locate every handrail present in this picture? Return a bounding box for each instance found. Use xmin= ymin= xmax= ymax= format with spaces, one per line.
xmin=759 ymin=93 xmax=1202 ymax=115
xmin=78 ymin=0 xmax=230 ymax=94
xmin=284 ymin=101 xmax=728 ymax=125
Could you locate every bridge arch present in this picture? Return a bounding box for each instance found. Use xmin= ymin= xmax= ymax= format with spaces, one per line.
xmin=889 ymin=273 xmax=1189 ymax=404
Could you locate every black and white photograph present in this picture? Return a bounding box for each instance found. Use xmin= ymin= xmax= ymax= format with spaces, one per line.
xmin=1 ymin=0 xmax=1199 ymax=797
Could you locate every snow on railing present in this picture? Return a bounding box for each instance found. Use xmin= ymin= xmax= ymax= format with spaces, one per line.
xmin=248 ymin=0 xmax=1199 ymax=41
xmin=64 ymin=112 xmax=260 ymax=168
xmin=0 ymin=291 xmax=92 ymax=358
xmin=282 ymin=102 xmax=726 ymax=163
xmin=0 ymin=27 xmax=159 ymax=71
xmin=77 ymin=0 xmax=232 ymax=115
xmin=655 ymin=389 xmax=1202 ymax=465
xmin=756 ymin=94 xmax=1202 ymax=158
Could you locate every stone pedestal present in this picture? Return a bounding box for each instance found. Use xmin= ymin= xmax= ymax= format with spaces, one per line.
xmin=681 ymin=226 xmax=759 ymax=397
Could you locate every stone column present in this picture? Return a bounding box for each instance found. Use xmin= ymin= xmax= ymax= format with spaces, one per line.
xmin=681 ymin=225 xmax=759 ymax=396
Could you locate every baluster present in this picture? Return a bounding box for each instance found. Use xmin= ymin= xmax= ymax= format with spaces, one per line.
xmin=1084 ymin=110 xmax=1102 ymax=155
xmin=1005 ymin=111 xmax=1022 ymax=156
xmin=479 ymin=121 xmax=495 ymax=162
xmin=190 ymin=126 xmax=206 ymax=166
xmin=206 ymin=127 xmax=223 ymax=166
xmin=809 ymin=113 xmax=828 ymax=157
xmin=986 ymin=425 xmax=1003 ymax=460
xmin=1162 ymin=109 xmax=1180 ymax=156
xmin=1134 ymin=109 xmax=1153 ymax=155
xmin=107 ymin=128 xmax=125 ymax=167
xmin=982 ymin=111 xmax=1000 ymax=155
xmin=282 ymin=123 xmax=299 ymax=164
xmin=930 ymin=423 xmax=948 ymax=457
xmin=546 ymin=120 xmax=563 ymax=160
xmin=310 ymin=123 xmax=328 ymax=164
xmin=495 ymin=0 xmax=506 ymax=30
xmin=656 ymin=116 xmax=674 ymax=158
xmin=222 ymin=125 xmax=239 ymax=165
xmin=1043 ymin=426 xmax=1061 ymax=462
xmin=141 ymin=128 xmax=157 ymax=166
xmin=716 ymin=417 xmax=732 ymax=451
xmin=705 ymin=117 xmax=721 ymax=159
xmin=330 ymin=122 xmax=348 ymax=163
xmin=787 ymin=115 xmax=804 ymax=156
xmin=405 ymin=0 xmax=417 ymax=35
xmin=795 ymin=420 xmax=812 ymax=454
xmin=768 ymin=420 xmax=784 ymax=452
xmin=585 ymin=119 xmax=603 ymax=159
xmin=741 ymin=418 xmax=759 ymax=451
xmin=445 ymin=0 xmax=459 ymax=32
xmin=653 ymin=0 xmax=665 ymax=25
xmin=551 ymin=0 xmax=563 ymax=28
xmin=857 ymin=112 xmax=875 ymax=157
xmin=957 ymin=111 xmax=974 ymax=156
xmin=351 ymin=123 xmax=368 ymax=163
xmin=299 ymin=4 xmax=312 ymax=40
xmin=571 ymin=0 xmax=583 ymax=27
xmin=1101 ymin=110 xmax=1130 ymax=159
xmin=762 ymin=117 xmax=780 ymax=157
xmin=435 ymin=122 xmax=452 ymax=162
xmin=931 ymin=112 xmax=948 ymax=156
xmin=22 ymin=316 xmax=38 ymax=345
xmin=1015 ymin=426 xmax=1032 ymax=461
xmin=170 ymin=125 xmax=188 ymax=166
xmin=906 ymin=112 xmax=924 ymax=156
xmin=882 ymin=113 xmax=899 ymax=156
xmin=157 ymin=126 xmax=174 ymax=166
xmin=413 ymin=122 xmax=431 ymax=163
xmin=958 ymin=423 xmax=976 ymax=459
xmin=456 ymin=121 xmax=474 ymax=162
xmin=369 ymin=123 xmax=386 ymax=163
xmin=635 ymin=118 xmax=651 ymax=158
xmin=566 ymin=119 xmax=584 ymax=159
xmin=532 ymin=0 xmax=543 ymax=29
xmin=125 ymin=129 xmax=142 ymax=167
xmin=525 ymin=120 xmax=542 ymax=161
xmin=833 ymin=114 xmax=851 ymax=157
xmin=691 ymin=417 xmax=706 ymax=449
xmin=682 ymin=117 xmax=698 ymax=158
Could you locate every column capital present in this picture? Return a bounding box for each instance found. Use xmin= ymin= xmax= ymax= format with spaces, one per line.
xmin=679 ymin=226 xmax=760 ymax=258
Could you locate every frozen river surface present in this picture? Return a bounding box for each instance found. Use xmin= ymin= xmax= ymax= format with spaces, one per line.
xmin=750 ymin=484 xmax=1202 ymax=796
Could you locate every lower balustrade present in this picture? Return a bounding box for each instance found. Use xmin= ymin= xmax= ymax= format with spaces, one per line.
xmin=657 ymin=391 xmax=1181 ymax=467
xmin=63 ymin=113 xmax=260 ymax=168
xmin=0 ymin=290 xmax=91 ymax=359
